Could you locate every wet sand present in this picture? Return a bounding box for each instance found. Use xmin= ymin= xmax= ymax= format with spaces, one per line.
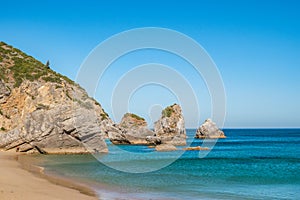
xmin=0 ymin=151 xmax=98 ymax=200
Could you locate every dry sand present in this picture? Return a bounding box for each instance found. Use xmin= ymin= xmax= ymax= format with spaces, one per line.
xmin=0 ymin=151 xmax=98 ymax=200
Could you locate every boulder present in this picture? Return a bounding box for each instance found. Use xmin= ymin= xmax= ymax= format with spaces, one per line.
xmin=145 ymin=136 xmax=161 ymax=145
xmin=106 ymin=124 xmax=130 ymax=144
xmin=195 ymin=119 xmax=226 ymax=139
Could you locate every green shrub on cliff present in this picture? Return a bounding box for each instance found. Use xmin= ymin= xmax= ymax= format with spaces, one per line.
xmin=130 ymin=113 xmax=145 ymax=121
xmin=100 ymin=113 xmax=108 ymax=120
xmin=162 ymin=106 xmax=173 ymax=118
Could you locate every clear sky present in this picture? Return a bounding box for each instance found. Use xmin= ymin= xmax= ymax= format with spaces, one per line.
xmin=0 ymin=0 xmax=299 ymax=128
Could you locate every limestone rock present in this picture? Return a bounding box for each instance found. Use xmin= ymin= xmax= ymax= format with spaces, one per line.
xmin=195 ymin=119 xmax=226 ymax=139
xmin=154 ymin=104 xmax=186 ymax=146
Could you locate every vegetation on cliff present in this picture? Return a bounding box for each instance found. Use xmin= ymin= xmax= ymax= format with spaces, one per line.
xmin=0 ymin=41 xmax=75 ymax=87
xmin=162 ymin=104 xmax=176 ymax=118
xmin=128 ymin=113 xmax=145 ymax=121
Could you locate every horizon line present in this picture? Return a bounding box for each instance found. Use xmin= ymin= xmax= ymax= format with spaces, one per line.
xmin=185 ymin=127 xmax=300 ymax=129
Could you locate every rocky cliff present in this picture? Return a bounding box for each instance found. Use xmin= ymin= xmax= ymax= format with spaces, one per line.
xmin=195 ymin=119 xmax=226 ymax=139
xmin=0 ymin=42 xmax=110 ymax=153
xmin=154 ymin=104 xmax=186 ymax=146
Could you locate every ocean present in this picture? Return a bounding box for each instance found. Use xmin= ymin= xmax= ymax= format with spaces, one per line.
xmin=31 ymin=129 xmax=300 ymax=200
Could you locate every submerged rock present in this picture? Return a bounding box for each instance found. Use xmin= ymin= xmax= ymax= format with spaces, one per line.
xmin=154 ymin=104 xmax=186 ymax=146
xmin=182 ymin=146 xmax=210 ymax=151
xmin=155 ymin=144 xmax=177 ymax=152
xmin=195 ymin=119 xmax=226 ymax=139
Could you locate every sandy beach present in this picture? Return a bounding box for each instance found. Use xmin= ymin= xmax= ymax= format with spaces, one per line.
xmin=0 ymin=151 xmax=98 ymax=200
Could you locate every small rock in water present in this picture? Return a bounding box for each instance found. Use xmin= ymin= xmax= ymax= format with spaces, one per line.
xmin=155 ymin=144 xmax=177 ymax=152
xmin=195 ymin=119 xmax=226 ymax=139
xmin=182 ymin=146 xmax=210 ymax=151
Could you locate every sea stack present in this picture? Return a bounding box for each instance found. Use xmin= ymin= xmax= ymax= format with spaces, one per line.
xmin=195 ymin=119 xmax=226 ymax=139
xmin=154 ymin=104 xmax=186 ymax=146
xmin=108 ymin=113 xmax=156 ymax=145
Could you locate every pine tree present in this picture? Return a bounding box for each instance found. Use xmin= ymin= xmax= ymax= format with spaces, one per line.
xmin=45 ymin=60 xmax=50 ymax=69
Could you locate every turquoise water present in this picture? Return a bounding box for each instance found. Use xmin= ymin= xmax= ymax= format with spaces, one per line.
xmin=36 ymin=129 xmax=300 ymax=199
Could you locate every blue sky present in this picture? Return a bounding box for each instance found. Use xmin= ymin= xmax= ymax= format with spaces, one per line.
xmin=0 ymin=0 xmax=299 ymax=128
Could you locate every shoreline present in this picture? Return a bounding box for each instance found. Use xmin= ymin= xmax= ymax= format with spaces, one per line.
xmin=0 ymin=151 xmax=99 ymax=200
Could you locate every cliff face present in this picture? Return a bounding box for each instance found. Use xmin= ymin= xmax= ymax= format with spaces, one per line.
xmin=0 ymin=42 xmax=110 ymax=153
xmin=195 ymin=119 xmax=226 ymax=139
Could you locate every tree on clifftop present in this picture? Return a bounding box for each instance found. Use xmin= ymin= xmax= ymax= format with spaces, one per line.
xmin=45 ymin=60 xmax=50 ymax=69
